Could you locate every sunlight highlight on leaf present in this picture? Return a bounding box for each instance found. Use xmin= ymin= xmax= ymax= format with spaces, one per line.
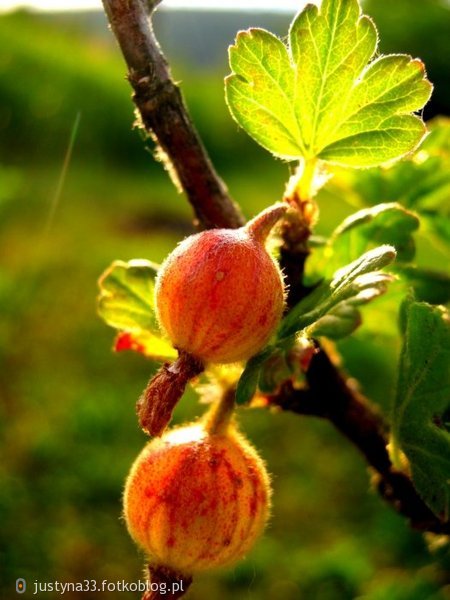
xmin=225 ymin=0 xmax=432 ymax=167
xmin=97 ymin=259 xmax=176 ymax=361
xmin=278 ymin=244 xmax=396 ymax=339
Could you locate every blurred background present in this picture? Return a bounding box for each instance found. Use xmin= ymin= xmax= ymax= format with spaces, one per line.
xmin=1 ymin=1 xmax=449 ymax=598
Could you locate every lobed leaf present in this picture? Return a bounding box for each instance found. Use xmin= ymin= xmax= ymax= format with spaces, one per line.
xmin=97 ymin=260 xmax=176 ymax=361
xmin=227 ymin=28 xmax=303 ymax=159
xmin=392 ymin=298 xmax=450 ymax=519
xmin=225 ymin=0 xmax=432 ymax=167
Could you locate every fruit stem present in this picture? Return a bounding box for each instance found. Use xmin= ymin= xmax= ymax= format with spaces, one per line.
xmin=245 ymin=203 xmax=287 ymax=244
xmin=143 ymin=565 xmax=192 ymax=600
xmin=203 ymin=386 xmax=236 ymax=436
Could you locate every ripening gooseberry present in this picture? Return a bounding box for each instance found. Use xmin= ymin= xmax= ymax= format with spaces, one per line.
xmin=155 ymin=204 xmax=286 ymax=364
xmin=124 ymin=410 xmax=271 ymax=574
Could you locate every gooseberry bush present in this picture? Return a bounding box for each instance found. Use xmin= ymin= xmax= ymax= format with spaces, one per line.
xmin=99 ymin=0 xmax=450 ymax=597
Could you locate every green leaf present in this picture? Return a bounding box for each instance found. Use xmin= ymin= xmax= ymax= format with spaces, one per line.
xmin=346 ymin=155 xmax=450 ymax=214
xmin=309 ymin=303 xmax=361 ymax=340
xmin=237 ymin=247 xmax=397 ymax=399
xmin=392 ymin=265 xmax=450 ymax=305
xmin=97 ymin=260 xmax=176 ymax=361
xmin=227 ymin=29 xmax=303 ymax=159
xmin=422 ymin=117 xmax=450 ymax=157
xmin=225 ymin=0 xmax=432 ymax=167
xmin=330 ymin=119 xmax=450 ymax=247
xmin=235 ymin=348 xmax=273 ymax=405
xmin=98 ymin=259 xmax=159 ymax=331
xmin=258 ymin=347 xmax=295 ymax=394
xmin=422 ymin=212 xmax=450 ymax=249
xmin=392 ymin=298 xmax=450 ymax=519
xmin=332 ymin=203 xmax=419 ymax=264
xmin=329 ymin=244 xmax=396 ymax=297
xmin=308 ymin=203 xmax=419 ymax=281
xmin=279 ymin=245 xmax=396 ymax=340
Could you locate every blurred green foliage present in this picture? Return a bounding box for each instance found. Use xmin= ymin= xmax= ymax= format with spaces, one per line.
xmin=0 ymin=3 xmax=449 ymax=600
xmin=364 ymin=0 xmax=450 ymax=119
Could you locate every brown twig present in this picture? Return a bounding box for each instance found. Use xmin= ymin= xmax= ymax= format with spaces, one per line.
xmin=270 ymin=347 xmax=450 ymax=535
xmin=101 ymin=0 xmax=244 ymax=230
